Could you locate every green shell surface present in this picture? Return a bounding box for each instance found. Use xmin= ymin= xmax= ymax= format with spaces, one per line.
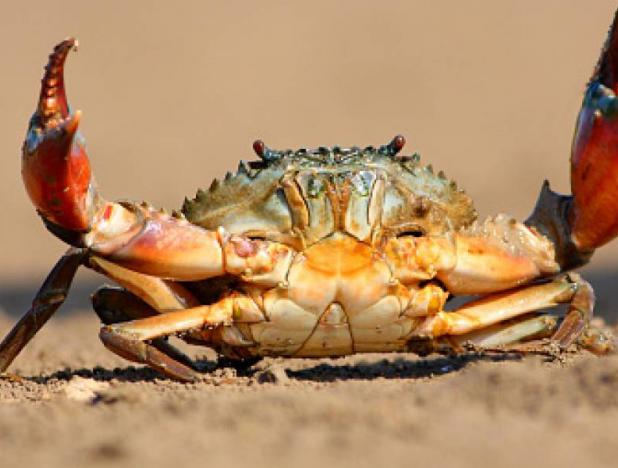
xmin=182 ymin=143 xmax=477 ymax=242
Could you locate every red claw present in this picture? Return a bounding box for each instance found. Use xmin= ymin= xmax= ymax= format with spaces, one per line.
xmin=570 ymin=11 xmax=618 ymax=251
xmin=22 ymin=38 xmax=96 ymax=232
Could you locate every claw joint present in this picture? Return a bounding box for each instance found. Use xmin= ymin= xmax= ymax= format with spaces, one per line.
xmin=525 ymin=181 xmax=591 ymax=270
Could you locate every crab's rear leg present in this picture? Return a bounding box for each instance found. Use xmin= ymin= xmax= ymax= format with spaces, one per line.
xmin=0 ymin=248 xmax=86 ymax=372
xmin=416 ymin=274 xmax=597 ymax=352
xmin=88 ymin=258 xmax=209 ymax=373
xmin=448 ymin=314 xmax=559 ymax=349
xmin=99 ymin=294 xmax=263 ymax=381
xmin=92 ymin=286 xmax=197 ymax=370
xmin=88 ymin=256 xmax=266 ymax=380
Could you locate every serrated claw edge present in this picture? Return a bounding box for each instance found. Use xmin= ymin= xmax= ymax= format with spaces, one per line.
xmin=38 ymin=37 xmax=78 ymax=122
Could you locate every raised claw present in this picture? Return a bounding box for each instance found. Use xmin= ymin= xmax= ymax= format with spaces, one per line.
xmin=22 ymin=38 xmax=97 ymax=232
xmin=570 ymin=11 xmax=618 ymax=251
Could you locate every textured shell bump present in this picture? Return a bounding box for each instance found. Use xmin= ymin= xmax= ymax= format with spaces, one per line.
xmin=182 ymin=142 xmax=477 ymax=244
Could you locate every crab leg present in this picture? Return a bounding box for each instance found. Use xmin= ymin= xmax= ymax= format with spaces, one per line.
xmin=89 ymin=256 xmax=265 ymax=366
xmin=449 ymin=314 xmax=558 ymax=349
xmin=0 ymin=248 xmax=86 ymax=373
xmin=100 ymin=324 xmax=200 ymax=382
xmin=389 ymin=216 xmax=602 ymax=351
xmin=99 ymin=306 xmax=221 ymax=381
xmin=87 ymin=258 xmax=208 ymax=374
xmin=415 ymin=274 xmax=591 ymax=350
xmin=99 ymin=294 xmax=263 ymax=381
xmin=92 ymin=286 xmax=197 ymax=370
xmin=87 ymin=256 xmax=200 ymax=312
xmin=90 ymin=253 xmax=266 ymax=380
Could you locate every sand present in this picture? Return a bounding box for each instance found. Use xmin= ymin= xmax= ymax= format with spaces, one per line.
xmin=2 ymin=313 xmax=618 ymax=468
xmin=3 ymin=2 xmax=618 ymax=467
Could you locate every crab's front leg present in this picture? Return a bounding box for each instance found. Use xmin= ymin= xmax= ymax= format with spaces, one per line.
xmin=0 ymin=248 xmax=86 ymax=373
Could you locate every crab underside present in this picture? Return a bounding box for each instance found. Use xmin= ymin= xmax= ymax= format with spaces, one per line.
xmin=3 ymin=11 xmax=618 ymax=381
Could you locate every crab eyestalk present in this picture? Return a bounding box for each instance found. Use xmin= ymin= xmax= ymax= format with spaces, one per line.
xmin=22 ymin=38 xmax=99 ymax=235
xmin=569 ymin=10 xmax=618 ymax=252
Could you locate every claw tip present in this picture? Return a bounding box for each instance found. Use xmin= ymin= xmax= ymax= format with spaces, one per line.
xmin=62 ymin=37 xmax=78 ymax=50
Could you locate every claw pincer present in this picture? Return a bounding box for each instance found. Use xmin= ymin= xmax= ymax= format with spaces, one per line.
xmin=22 ymin=38 xmax=96 ymax=233
xmin=570 ymin=11 xmax=618 ymax=251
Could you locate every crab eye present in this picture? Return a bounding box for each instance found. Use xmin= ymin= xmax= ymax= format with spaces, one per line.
xmin=397 ymin=230 xmax=425 ymax=238
xmin=392 ymin=222 xmax=426 ymax=238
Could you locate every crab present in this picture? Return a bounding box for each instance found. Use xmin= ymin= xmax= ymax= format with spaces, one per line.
xmin=2 ymin=13 xmax=618 ymax=382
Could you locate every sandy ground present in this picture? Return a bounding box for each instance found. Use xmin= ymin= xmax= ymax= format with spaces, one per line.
xmin=3 ymin=2 xmax=618 ymax=468
xmin=2 ymin=313 xmax=618 ymax=468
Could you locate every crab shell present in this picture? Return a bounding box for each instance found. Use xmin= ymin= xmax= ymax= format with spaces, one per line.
xmin=3 ymin=9 xmax=618 ymax=381
xmin=182 ymin=143 xmax=476 ymax=242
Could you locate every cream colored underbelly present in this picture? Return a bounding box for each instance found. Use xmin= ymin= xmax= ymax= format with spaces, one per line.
xmin=247 ymin=304 xmax=420 ymax=356
xmin=241 ymin=233 xmax=426 ymax=356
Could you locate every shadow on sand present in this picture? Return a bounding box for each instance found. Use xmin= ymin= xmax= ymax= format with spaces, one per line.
xmin=26 ymin=353 xmax=523 ymax=385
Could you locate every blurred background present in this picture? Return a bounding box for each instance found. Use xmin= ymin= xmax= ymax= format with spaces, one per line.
xmin=1 ymin=0 xmax=618 ymax=320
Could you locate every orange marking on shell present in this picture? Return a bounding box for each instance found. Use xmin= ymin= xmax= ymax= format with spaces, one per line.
xmin=303 ymin=234 xmax=373 ymax=275
xmin=287 ymin=233 xmax=392 ymax=315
